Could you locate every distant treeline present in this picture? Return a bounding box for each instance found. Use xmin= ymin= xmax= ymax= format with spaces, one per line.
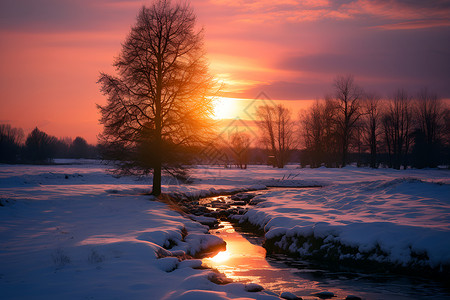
xmin=298 ymin=82 xmax=450 ymax=169
xmin=0 ymin=125 xmax=98 ymax=164
xmin=198 ymin=77 xmax=450 ymax=170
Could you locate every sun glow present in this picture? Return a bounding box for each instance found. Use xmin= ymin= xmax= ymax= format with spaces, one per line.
xmin=212 ymin=97 xmax=241 ymax=120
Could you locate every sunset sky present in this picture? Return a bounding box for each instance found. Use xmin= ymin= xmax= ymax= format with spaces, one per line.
xmin=1 ymin=0 xmax=449 ymax=143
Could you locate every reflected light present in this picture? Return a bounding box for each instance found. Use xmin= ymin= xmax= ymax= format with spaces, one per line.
xmin=210 ymin=250 xmax=230 ymax=263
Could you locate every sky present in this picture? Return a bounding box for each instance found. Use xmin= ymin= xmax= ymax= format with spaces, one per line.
xmin=1 ymin=0 xmax=449 ymax=144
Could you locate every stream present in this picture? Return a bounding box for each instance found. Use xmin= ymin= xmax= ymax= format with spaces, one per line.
xmin=195 ymin=191 xmax=450 ymax=300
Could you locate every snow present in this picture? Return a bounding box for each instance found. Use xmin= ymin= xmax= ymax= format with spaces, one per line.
xmin=237 ymin=177 xmax=450 ymax=269
xmin=1 ymin=161 xmax=449 ymax=299
xmin=0 ymin=162 xmax=277 ymax=299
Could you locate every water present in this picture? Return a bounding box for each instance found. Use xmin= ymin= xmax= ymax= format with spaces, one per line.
xmin=202 ymin=220 xmax=450 ymax=300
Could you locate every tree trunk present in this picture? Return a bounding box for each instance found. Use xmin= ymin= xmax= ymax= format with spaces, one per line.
xmin=342 ymin=135 xmax=348 ymax=167
xmin=152 ymin=163 xmax=162 ymax=196
xmin=370 ymin=143 xmax=377 ymax=168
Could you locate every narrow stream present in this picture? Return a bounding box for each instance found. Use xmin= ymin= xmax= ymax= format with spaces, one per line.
xmin=197 ymin=192 xmax=450 ymax=300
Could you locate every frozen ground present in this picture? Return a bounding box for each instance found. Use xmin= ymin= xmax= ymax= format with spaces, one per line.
xmin=1 ymin=161 xmax=449 ymax=299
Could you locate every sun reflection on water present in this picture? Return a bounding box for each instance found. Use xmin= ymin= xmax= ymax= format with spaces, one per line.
xmin=210 ymin=250 xmax=230 ymax=263
xmin=201 ymin=221 xmax=358 ymax=298
xmin=202 ymin=221 xmax=273 ymax=284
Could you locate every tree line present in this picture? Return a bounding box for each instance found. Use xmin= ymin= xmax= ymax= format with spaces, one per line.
xmin=299 ymin=75 xmax=449 ymax=169
xmin=227 ymin=75 xmax=449 ymax=170
xmin=0 ymin=126 xmax=98 ymax=164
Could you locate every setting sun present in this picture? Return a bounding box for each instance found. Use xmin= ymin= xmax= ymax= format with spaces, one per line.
xmin=213 ymin=97 xmax=240 ymax=120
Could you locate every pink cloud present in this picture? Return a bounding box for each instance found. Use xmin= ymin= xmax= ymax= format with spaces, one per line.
xmin=372 ymin=19 xmax=450 ymax=30
xmin=341 ymin=0 xmax=450 ymax=23
xmin=201 ymin=0 xmax=450 ymax=27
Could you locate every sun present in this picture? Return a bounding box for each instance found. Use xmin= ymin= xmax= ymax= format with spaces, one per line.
xmin=212 ymin=97 xmax=239 ymax=120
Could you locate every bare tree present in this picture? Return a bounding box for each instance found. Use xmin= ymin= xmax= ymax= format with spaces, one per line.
xmin=331 ymin=75 xmax=363 ymax=167
xmin=362 ymin=93 xmax=382 ymax=168
xmin=322 ymin=97 xmax=340 ymax=167
xmin=412 ymin=88 xmax=446 ymax=168
xmin=229 ymin=131 xmax=250 ymax=169
xmin=300 ymin=100 xmax=333 ymax=167
xmin=300 ymin=101 xmax=325 ymax=167
xmin=300 ymin=97 xmax=342 ymax=168
xmin=256 ymin=104 xmax=294 ymax=168
xmin=382 ymin=89 xmax=413 ymax=169
xmin=352 ymin=120 xmax=365 ymax=167
xmin=98 ymin=1 xmax=215 ymax=195
xmin=443 ymin=108 xmax=450 ymax=165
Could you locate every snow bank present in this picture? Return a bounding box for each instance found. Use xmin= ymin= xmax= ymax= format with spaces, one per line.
xmin=237 ymin=178 xmax=450 ymax=271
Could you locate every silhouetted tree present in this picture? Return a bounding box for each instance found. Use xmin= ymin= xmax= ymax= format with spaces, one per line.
xmin=330 ymin=75 xmax=363 ymax=167
xmin=411 ymin=89 xmax=446 ymax=168
xmin=352 ymin=120 xmax=365 ymax=167
xmin=382 ymin=89 xmax=412 ymax=169
xmin=52 ymin=137 xmax=71 ymax=159
xmin=0 ymin=124 xmax=24 ymax=163
xmin=24 ymin=127 xmax=58 ymax=163
xmin=256 ymin=104 xmax=294 ymax=168
xmin=443 ymin=108 xmax=450 ymax=165
xmin=300 ymin=101 xmax=325 ymax=167
xmin=300 ymin=100 xmax=336 ymax=167
xmin=362 ymin=93 xmax=382 ymax=168
xmin=98 ymin=1 xmax=215 ymax=195
xmin=229 ymin=132 xmax=250 ymax=169
xmin=301 ymin=95 xmax=350 ymax=168
xmin=70 ymin=137 xmax=89 ymax=158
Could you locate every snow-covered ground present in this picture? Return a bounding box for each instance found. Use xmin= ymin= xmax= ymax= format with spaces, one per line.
xmin=236 ymin=179 xmax=450 ymax=269
xmin=1 ymin=162 xmax=449 ymax=299
xmin=0 ymin=163 xmax=275 ymax=299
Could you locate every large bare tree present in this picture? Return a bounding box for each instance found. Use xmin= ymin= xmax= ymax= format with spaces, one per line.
xmin=98 ymin=1 xmax=215 ymax=196
xmin=256 ymin=104 xmax=294 ymax=168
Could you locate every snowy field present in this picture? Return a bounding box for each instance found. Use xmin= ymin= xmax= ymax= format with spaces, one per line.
xmin=1 ymin=161 xmax=449 ymax=299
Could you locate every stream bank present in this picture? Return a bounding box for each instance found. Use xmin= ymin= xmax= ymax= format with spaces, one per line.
xmin=168 ymin=189 xmax=450 ymax=299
